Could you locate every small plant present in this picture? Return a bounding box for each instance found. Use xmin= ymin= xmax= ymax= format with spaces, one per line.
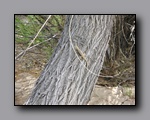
xmin=123 ymin=87 xmax=134 ymax=99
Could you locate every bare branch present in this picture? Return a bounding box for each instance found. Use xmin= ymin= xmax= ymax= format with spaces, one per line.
xmin=19 ymin=15 xmax=52 ymax=60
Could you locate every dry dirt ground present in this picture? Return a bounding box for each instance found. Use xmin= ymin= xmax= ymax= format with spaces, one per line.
xmin=15 ymin=69 xmax=135 ymax=105
xmin=88 ymin=85 xmax=135 ymax=105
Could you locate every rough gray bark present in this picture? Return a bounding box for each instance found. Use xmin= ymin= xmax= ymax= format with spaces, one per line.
xmin=25 ymin=15 xmax=115 ymax=105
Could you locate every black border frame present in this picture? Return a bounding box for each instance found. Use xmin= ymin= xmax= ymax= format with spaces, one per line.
xmin=14 ymin=14 xmax=137 ymax=108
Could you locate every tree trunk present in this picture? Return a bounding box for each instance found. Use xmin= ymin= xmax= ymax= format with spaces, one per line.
xmin=25 ymin=15 xmax=115 ymax=105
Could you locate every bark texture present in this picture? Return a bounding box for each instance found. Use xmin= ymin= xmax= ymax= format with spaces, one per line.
xmin=25 ymin=15 xmax=115 ymax=105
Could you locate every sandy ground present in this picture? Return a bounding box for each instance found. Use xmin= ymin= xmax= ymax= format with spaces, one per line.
xmin=15 ymin=72 xmax=135 ymax=105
